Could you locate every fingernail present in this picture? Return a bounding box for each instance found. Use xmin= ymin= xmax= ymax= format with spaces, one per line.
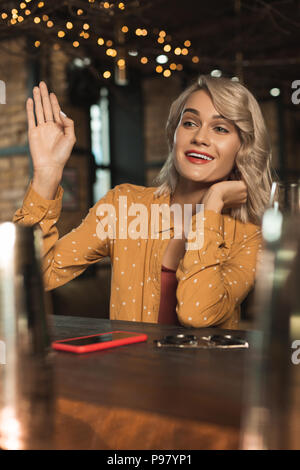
xmin=60 ymin=111 xmax=67 ymax=117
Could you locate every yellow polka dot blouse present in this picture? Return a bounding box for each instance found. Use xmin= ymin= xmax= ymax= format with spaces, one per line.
xmin=13 ymin=181 xmax=263 ymax=329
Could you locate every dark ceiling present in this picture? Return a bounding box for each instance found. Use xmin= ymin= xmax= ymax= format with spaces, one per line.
xmin=0 ymin=0 xmax=299 ymax=97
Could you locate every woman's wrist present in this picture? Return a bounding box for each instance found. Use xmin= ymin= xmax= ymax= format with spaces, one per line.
xmin=202 ymin=188 xmax=224 ymax=213
xmin=32 ymin=167 xmax=63 ymax=200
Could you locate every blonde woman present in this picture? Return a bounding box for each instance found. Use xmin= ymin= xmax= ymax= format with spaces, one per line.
xmin=13 ymin=75 xmax=274 ymax=329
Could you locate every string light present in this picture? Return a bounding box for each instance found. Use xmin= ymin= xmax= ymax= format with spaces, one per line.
xmin=211 ymin=69 xmax=222 ymax=77
xmin=0 ymin=2 xmax=201 ymax=79
xmin=103 ymin=71 xmax=111 ymax=79
xmin=117 ymin=59 xmax=126 ymax=67
xmin=156 ymin=54 xmax=168 ymax=64
xmin=270 ymin=87 xmax=280 ymax=97
xmin=106 ymin=48 xmax=117 ymax=57
xmin=128 ymin=50 xmax=138 ymax=56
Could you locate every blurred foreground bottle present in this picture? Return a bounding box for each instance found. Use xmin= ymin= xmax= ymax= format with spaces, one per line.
xmin=240 ymin=180 xmax=300 ymax=449
xmin=0 ymin=223 xmax=54 ymax=450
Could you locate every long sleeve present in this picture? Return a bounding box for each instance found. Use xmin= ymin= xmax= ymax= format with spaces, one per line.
xmin=13 ymin=181 xmax=116 ymax=291
xmin=175 ymin=209 xmax=262 ymax=328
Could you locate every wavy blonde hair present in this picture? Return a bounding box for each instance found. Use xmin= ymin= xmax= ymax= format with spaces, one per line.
xmin=152 ymin=74 xmax=278 ymax=226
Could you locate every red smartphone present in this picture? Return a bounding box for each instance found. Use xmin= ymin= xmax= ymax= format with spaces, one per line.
xmin=51 ymin=331 xmax=148 ymax=354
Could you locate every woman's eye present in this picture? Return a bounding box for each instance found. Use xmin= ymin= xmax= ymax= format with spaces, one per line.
xmin=183 ymin=121 xmax=196 ymax=127
xmin=215 ymin=126 xmax=229 ymax=133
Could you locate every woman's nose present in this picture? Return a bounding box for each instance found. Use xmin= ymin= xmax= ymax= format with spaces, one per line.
xmin=191 ymin=126 xmax=210 ymax=146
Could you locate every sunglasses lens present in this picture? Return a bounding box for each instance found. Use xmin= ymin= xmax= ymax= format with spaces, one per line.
xmin=164 ymin=334 xmax=197 ymax=345
xmin=210 ymin=335 xmax=246 ymax=346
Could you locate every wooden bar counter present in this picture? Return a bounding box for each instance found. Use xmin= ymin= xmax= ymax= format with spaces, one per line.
xmin=51 ymin=315 xmax=251 ymax=450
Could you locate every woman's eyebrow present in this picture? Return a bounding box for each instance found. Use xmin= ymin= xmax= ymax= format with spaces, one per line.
xmin=182 ymin=108 xmax=230 ymax=122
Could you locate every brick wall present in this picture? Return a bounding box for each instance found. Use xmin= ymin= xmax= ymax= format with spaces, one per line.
xmin=0 ymin=37 xmax=29 ymax=222
xmin=0 ymin=38 xmax=28 ymax=148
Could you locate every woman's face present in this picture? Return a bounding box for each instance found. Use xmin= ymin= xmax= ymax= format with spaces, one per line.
xmin=173 ymin=90 xmax=241 ymax=184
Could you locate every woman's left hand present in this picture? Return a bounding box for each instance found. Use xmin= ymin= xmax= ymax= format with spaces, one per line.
xmin=202 ymin=180 xmax=248 ymax=211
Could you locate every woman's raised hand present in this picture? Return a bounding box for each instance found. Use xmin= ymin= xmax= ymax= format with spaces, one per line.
xmin=26 ymin=81 xmax=76 ymax=176
xmin=27 ymin=81 xmax=76 ymax=199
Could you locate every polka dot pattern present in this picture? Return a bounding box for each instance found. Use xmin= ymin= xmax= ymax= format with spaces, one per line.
xmin=13 ymin=181 xmax=262 ymax=328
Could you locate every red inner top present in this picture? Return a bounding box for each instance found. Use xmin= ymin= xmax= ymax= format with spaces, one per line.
xmin=157 ymin=265 xmax=180 ymax=325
